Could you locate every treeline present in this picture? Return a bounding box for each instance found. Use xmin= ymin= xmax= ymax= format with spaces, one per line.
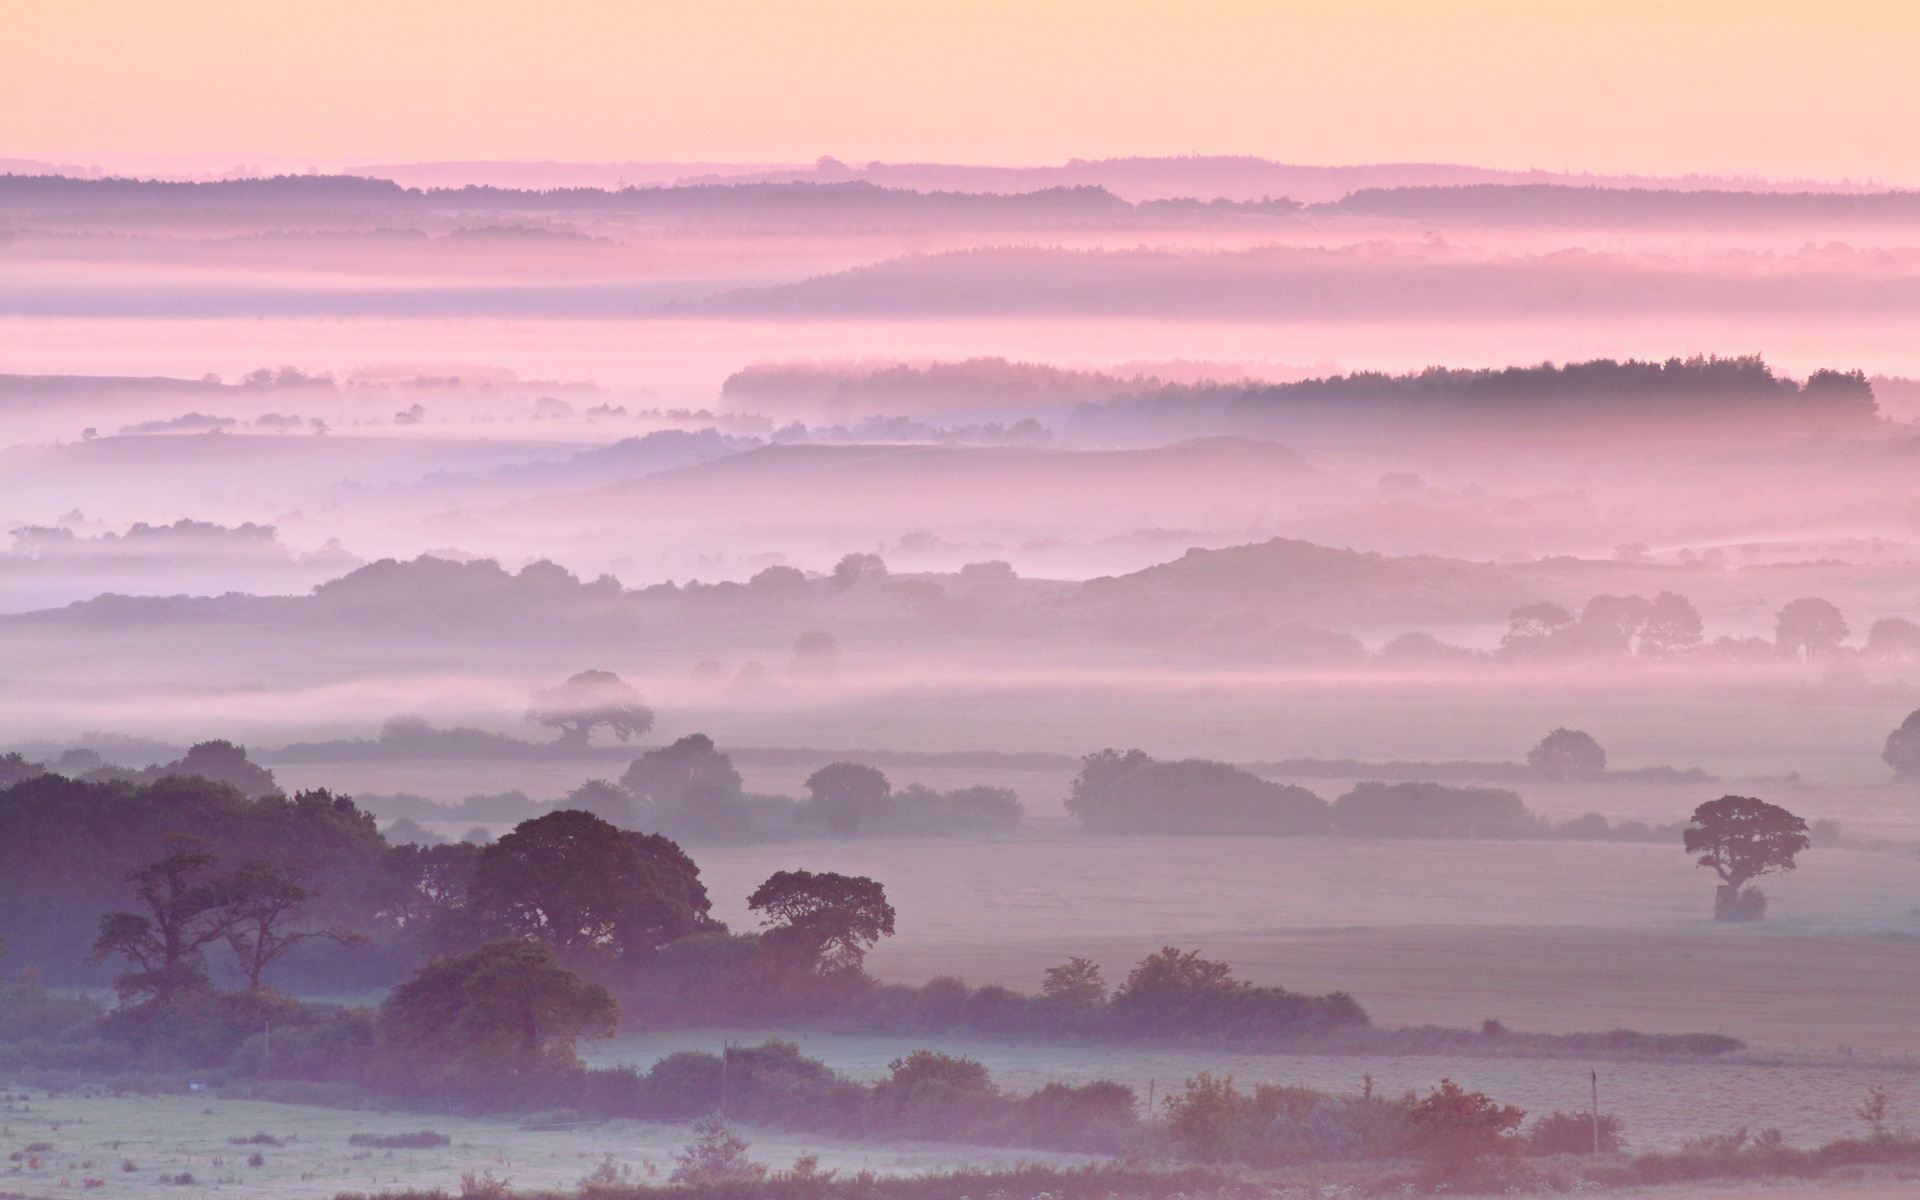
xmin=352 ymin=735 xmax=1023 ymax=844
xmin=1231 ymin=355 xmax=1876 ymax=424
xmin=1066 ymin=746 xmax=1691 ymax=841
xmin=0 ymin=762 xmax=1347 ymax=1045
xmin=1322 ymin=182 xmax=1920 ymax=225
xmin=0 ymin=174 xmax=1207 ymax=226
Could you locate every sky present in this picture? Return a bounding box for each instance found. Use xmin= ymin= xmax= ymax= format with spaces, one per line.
xmin=3 ymin=0 xmax=1918 ymax=181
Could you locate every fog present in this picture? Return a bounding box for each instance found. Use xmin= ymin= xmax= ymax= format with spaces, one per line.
xmin=6 ymin=162 xmax=1920 ymax=1190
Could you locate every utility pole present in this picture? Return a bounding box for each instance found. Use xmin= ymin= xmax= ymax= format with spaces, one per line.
xmin=1590 ymin=1069 xmax=1600 ymax=1155
xmin=1147 ymin=1078 xmax=1155 ymax=1128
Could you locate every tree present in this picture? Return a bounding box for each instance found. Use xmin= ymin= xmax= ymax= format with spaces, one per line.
xmin=803 ymin=761 xmax=892 ymax=835
xmin=746 ymin=869 xmax=895 ymax=972
xmin=620 ymin=733 xmax=747 ymax=839
xmin=160 ymin=740 xmax=280 ymax=799
xmin=790 ymin=630 xmax=839 ymax=676
xmin=88 ymin=840 xmax=239 ymax=1004
xmin=1775 ymin=598 xmax=1848 ymax=659
xmin=1499 ymin=602 xmax=1575 ymax=659
xmin=828 ymin=552 xmax=887 ymax=591
xmin=1527 ymin=728 xmax=1607 ymax=781
xmin=1039 ymin=956 xmax=1107 ymax=1009
xmin=379 ymin=938 xmax=617 ymax=1085
xmin=1578 ymin=594 xmax=1651 ymax=656
xmin=1885 ymin=710 xmax=1920 ymax=781
xmin=1161 ymin=1072 xmax=1245 ymax=1163
xmin=1407 ymin=1079 xmax=1526 ymax=1184
xmin=526 ymin=670 xmax=654 ymax=748
xmin=1798 ymin=368 xmax=1878 ymax=422
xmin=468 ymin=810 xmax=713 ymax=964
xmin=1866 ymin=617 xmax=1920 ymax=661
xmin=221 ymin=860 xmax=366 ymax=990
xmin=1110 ymin=946 xmax=1240 ymax=1030
xmin=1639 ymin=591 xmax=1704 ymax=656
xmin=670 ymin=1116 xmax=765 ymax=1183
xmin=1683 ymin=795 xmax=1809 ymax=921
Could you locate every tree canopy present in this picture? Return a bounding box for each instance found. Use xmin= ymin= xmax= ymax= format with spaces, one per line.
xmin=1526 ymin=729 xmax=1607 ymax=781
xmin=747 ymin=869 xmax=895 ymax=972
xmin=527 ymin=670 xmax=655 ymax=747
xmin=379 ymin=938 xmax=618 ymax=1085
xmin=1884 ymin=709 xmax=1920 ymax=781
xmin=468 ymin=809 xmax=714 ymax=965
xmin=1683 ymin=795 xmax=1809 ymax=921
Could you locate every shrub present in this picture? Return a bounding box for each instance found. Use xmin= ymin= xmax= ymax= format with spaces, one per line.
xmin=1528 ymin=1109 xmax=1626 ymax=1154
xmin=1405 ymin=1078 xmax=1525 ymax=1184
xmin=348 ymin=1130 xmax=451 ymax=1149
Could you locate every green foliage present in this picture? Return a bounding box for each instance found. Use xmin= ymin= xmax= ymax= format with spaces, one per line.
xmin=468 ymin=810 xmax=715 ymax=965
xmin=1406 ymin=1078 xmax=1526 ymax=1183
xmin=1527 ymin=727 xmax=1608 ymax=780
xmin=378 ymin=939 xmax=618 ymax=1089
xmin=1684 ymin=795 xmax=1810 ymax=920
xmin=0 ymin=968 xmax=100 ymax=1043
xmin=1067 ymin=749 xmax=1329 ymax=835
xmin=747 ymin=869 xmax=895 ymax=973
xmin=526 ymin=670 xmax=654 ymax=747
xmin=1527 ymin=1109 xmax=1626 ymax=1154
xmin=1331 ymin=781 xmax=1538 ymax=837
xmin=671 ymin=1116 xmax=765 ymax=1183
xmin=1110 ymin=946 xmax=1368 ymax=1037
xmin=1883 ymin=709 xmax=1920 ymax=780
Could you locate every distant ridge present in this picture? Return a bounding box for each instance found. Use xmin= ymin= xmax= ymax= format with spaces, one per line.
xmin=1323 ymin=183 xmax=1920 ymax=224
xmin=356 ymin=155 xmax=1901 ymax=204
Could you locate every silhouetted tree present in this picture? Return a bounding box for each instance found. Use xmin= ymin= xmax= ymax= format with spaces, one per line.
xmin=1683 ymin=795 xmax=1809 ymax=921
xmin=1638 ymin=591 xmax=1704 ymax=656
xmin=746 ymin=869 xmax=895 ymax=972
xmin=526 ymin=670 xmax=654 ymax=748
xmin=88 ymin=840 xmax=238 ymax=1004
xmin=1579 ymin=594 xmax=1651 ymax=656
xmin=1866 ymin=617 xmax=1920 ymax=661
xmin=468 ymin=809 xmax=713 ymax=964
xmin=829 ymin=553 xmax=887 ymax=591
xmin=221 ymin=860 xmax=366 ymax=990
xmin=1527 ymin=728 xmax=1607 ymax=781
xmin=804 ymin=761 xmax=892 ymax=835
xmin=1883 ymin=710 xmax=1920 ymax=781
xmin=1798 ymin=368 xmax=1878 ymax=422
xmin=1775 ymin=598 xmax=1848 ymax=659
xmin=1066 ymin=749 xmax=1329 ymax=835
xmin=1039 ymin=956 xmax=1107 ymax=1009
xmin=379 ymin=938 xmax=617 ymax=1086
xmin=1499 ymin=602 xmax=1575 ymax=659
xmin=790 ymin=629 xmax=840 ymax=675
xmin=163 ymin=740 xmax=280 ymax=799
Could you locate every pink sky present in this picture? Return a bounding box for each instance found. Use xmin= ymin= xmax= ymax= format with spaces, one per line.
xmin=3 ymin=0 xmax=1917 ymax=182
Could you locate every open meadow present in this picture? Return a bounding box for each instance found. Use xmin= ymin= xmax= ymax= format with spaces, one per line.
xmin=0 ymin=1092 xmax=1084 ymax=1200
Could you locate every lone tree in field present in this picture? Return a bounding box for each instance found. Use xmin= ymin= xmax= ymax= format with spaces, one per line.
xmin=1775 ymin=597 xmax=1849 ymax=659
xmin=1883 ymin=709 xmax=1920 ymax=781
xmin=527 ymin=670 xmax=654 ymax=748
xmin=1683 ymin=795 xmax=1810 ymax=922
xmin=1527 ymin=728 xmax=1607 ymax=781
xmin=747 ymin=869 xmax=895 ymax=972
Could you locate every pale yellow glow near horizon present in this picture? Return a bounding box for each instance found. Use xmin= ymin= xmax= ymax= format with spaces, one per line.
xmin=3 ymin=0 xmax=1917 ymax=180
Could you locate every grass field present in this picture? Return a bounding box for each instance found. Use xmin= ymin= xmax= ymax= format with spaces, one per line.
xmin=0 ymin=1092 xmax=1085 ymax=1200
